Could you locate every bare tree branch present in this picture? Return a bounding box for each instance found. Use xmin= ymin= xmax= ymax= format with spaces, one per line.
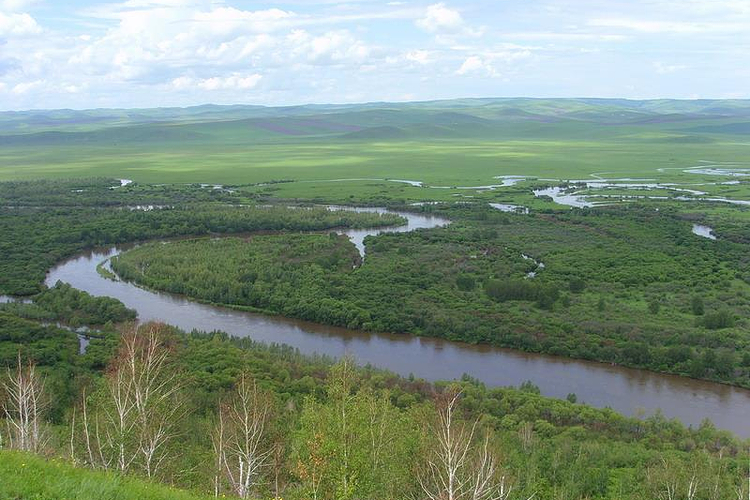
xmin=1 ymin=353 xmax=48 ymax=454
xmin=213 ymin=371 xmax=273 ymax=498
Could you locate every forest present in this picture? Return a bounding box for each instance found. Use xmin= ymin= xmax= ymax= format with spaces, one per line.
xmin=2 ymin=172 xmax=750 ymax=499
xmin=0 ymin=315 xmax=746 ymax=500
xmin=0 ymin=179 xmax=403 ymax=295
xmin=0 ymin=281 xmax=136 ymax=326
xmin=110 ymin=203 xmax=750 ymax=387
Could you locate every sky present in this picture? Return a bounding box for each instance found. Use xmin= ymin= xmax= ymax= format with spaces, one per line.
xmin=0 ymin=0 xmax=749 ymax=110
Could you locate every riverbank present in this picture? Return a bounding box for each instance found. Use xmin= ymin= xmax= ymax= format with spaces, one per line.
xmin=45 ymin=207 xmax=750 ymax=437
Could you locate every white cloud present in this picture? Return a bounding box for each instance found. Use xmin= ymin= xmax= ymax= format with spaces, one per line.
xmin=2 ymin=0 xmax=750 ymax=109
xmin=63 ymin=83 xmax=85 ymax=93
xmin=172 ymin=74 xmax=262 ymax=91
xmin=171 ymin=76 xmax=193 ymax=90
xmin=405 ymin=49 xmax=432 ymax=64
xmin=589 ymin=17 xmax=742 ymax=34
xmin=0 ymin=0 xmax=39 ymax=12
xmin=11 ymin=79 xmax=42 ymax=94
xmin=500 ymin=32 xmax=626 ymax=42
xmin=654 ymin=0 xmax=750 ymax=16
xmin=417 ymin=3 xmax=464 ymax=33
xmin=456 ymin=55 xmax=486 ymax=75
xmin=191 ymin=7 xmax=295 ymax=34
xmin=455 ymin=48 xmax=531 ymax=77
xmin=653 ymin=61 xmax=687 ymax=74
xmin=199 ymin=74 xmax=262 ymax=90
xmin=416 ymin=3 xmax=483 ymax=42
xmin=286 ymin=29 xmax=372 ymax=64
xmin=0 ymin=11 xmax=41 ymax=36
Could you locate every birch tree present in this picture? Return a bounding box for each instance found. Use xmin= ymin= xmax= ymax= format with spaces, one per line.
xmin=419 ymin=387 xmax=533 ymax=500
xmin=212 ymin=372 xmax=273 ymax=498
xmin=1 ymin=354 xmax=48 ymax=453
xmin=647 ymin=456 xmax=701 ymax=500
xmin=75 ymin=322 xmax=182 ymax=478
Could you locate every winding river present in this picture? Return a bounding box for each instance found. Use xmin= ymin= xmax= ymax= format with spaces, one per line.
xmin=45 ymin=207 xmax=750 ymax=437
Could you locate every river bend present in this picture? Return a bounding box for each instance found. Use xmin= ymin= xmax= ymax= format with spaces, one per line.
xmin=45 ymin=207 xmax=750 ymax=436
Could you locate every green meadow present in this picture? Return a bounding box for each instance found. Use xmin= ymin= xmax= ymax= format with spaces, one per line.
xmin=1 ymin=98 xmax=749 ymax=207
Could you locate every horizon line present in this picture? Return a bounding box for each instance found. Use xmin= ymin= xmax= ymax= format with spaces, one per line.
xmin=4 ymin=95 xmax=750 ymax=114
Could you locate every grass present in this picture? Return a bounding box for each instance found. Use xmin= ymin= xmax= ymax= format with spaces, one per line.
xmin=95 ymin=261 xmax=117 ymax=281
xmin=0 ymin=450 xmax=218 ymax=500
xmin=2 ymin=139 xmax=748 ymax=186
xmin=1 ymin=137 xmax=748 ymax=211
xmin=2 ymin=99 xmax=750 ymax=208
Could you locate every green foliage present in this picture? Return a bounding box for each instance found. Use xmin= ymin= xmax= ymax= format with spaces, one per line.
xmin=569 ymin=277 xmax=586 ymax=293
xmin=0 ymin=312 xmax=82 ymax=421
xmin=455 ymin=274 xmax=475 ymax=291
xmin=485 ymin=279 xmax=550 ymax=303
xmin=0 ymin=451 xmax=216 ymax=500
xmin=519 ymin=380 xmax=541 ymax=394
xmin=3 ymin=98 xmax=750 ymax=498
xmin=34 ymin=281 xmax=136 ymax=326
xmin=113 ymin=234 xmax=366 ymax=327
xmin=292 ymin=359 xmax=419 ymax=500
xmin=111 ymin=204 xmax=750 ymax=386
xmin=691 ymin=295 xmax=705 ymax=315
xmin=648 ymin=299 xmax=661 ymax=315
xmin=0 ymin=195 xmax=403 ymax=295
xmin=0 ymin=316 xmax=746 ymax=500
xmin=701 ymin=308 xmax=735 ymax=330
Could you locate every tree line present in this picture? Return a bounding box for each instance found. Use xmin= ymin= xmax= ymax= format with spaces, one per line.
xmin=111 ymin=205 xmax=750 ymax=388
xmin=1 ymin=320 xmax=746 ymax=499
xmin=0 ymin=203 xmax=403 ymax=295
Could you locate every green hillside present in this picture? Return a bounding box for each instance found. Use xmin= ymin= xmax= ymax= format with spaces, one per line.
xmin=0 ymin=451 xmax=216 ymax=500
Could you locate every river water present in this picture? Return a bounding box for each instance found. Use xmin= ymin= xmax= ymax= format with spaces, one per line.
xmin=692 ymin=224 xmax=717 ymax=240
xmin=44 ymin=208 xmax=750 ymax=437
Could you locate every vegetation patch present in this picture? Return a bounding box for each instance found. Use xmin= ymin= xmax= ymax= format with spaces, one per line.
xmin=112 ymin=204 xmax=750 ymax=386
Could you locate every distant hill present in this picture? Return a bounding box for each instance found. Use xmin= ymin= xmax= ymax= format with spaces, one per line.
xmin=685 ymin=122 xmax=750 ymax=135
xmin=2 ymin=97 xmax=750 ymax=145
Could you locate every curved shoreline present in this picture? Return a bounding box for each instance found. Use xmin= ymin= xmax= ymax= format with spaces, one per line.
xmin=42 ymin=206 xmax=750 ymax=437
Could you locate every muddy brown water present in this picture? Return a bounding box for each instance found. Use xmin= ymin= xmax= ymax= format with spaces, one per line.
xmin=44 ymin=207 xmax=750 ymax=437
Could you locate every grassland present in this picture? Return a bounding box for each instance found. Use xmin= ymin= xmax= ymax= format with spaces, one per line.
xmin=0 ymin=451 xmax=215 ymax=500
xmin=1 ymin=98 xmax=750 ymax=208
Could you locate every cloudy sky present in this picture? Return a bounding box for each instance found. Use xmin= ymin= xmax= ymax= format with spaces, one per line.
xmin=1 ymin=0 xmax=748 ymax=110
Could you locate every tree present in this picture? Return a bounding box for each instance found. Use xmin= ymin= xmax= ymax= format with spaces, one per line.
xmin=702 ymin=309 xmax=734 ymax=330
xmin=294 ymin=357 xmax=417 ymax=500
xmin=1 ymin=354 xmax=48 ymax=453
xmin=294 ymin=357 xmax=363 ymax=500
xmin=569 ymin=278 xmax=586 ymax=294
xmin=648 ymin=300 xmax=661 ymax=315
xmin=76 ymin=323 xmax=183 ymax=478
xmin=213 ymin=372 xmax=274 ymax=499
xmin=691 ymin=296 xmax=704 ymax=316
xmin=418 ymin=387 xmax=533 ymax=500
xmin=456 ymin=276 xmax=476 ymax=292
xmin=646 ymin=456 xmax=699 ymax=500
